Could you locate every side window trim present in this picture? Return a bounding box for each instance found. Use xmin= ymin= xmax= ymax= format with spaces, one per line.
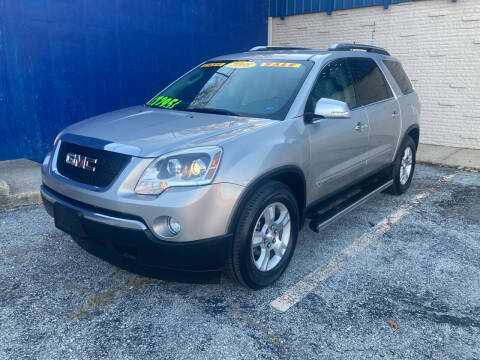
xmin=356 ymin=94 xmax=395 ymax=109
xmin=348 ymin=57 xmax=396 ymax=108
xmin=376 ymin=60 xmax=397 ymax=100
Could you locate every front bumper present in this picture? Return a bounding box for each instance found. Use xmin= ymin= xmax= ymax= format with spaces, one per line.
xmin=41 ymin=185 xmax=232 ymax=278
xmin=42 ymin=151 xmax=244 ymax=242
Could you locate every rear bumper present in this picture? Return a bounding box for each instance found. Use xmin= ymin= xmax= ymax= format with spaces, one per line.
xmin=41 ymin=185 xmax=232 ymax=278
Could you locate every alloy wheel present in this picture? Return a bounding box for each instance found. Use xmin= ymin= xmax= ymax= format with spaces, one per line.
xmin=251 ymin=202 xmax=291 ymax=272
xmin=400 ymin=146 xmax=413 ymax=185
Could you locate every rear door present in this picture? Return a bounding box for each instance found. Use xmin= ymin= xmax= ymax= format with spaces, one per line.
xmin=306 ymin=58 xmax=370 ymax=201
xmin=383 ymin=59 xmax=420 ymax=154
xmin=348 ymin=57 xmax=400 ymax=173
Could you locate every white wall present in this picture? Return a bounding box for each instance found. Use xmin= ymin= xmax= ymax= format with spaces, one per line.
xmin=270 ymin=0 xmax=480 ymax=149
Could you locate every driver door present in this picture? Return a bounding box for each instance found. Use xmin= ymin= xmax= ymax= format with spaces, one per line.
xmin=306 ymin=58 xmax=370 ymax=201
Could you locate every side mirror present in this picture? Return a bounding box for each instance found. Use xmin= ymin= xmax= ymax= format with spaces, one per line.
xmin=310 ymin=98 xmax=351 ymax=123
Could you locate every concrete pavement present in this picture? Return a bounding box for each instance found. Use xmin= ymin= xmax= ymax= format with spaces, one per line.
xmin=0 ymin=159 xmax=42 ymax=211
xmin=417 ymin=144 xmax=480 ymax=171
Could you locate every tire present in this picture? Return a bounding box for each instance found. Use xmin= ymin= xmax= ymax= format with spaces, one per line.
xmin=226 ymin=181 xmax=299 ymax=289
xmin=387 ymin=136 xmax=416 ymax=195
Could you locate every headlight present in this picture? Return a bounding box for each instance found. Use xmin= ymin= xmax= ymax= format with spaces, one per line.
xmin=135 ymin=146 xmax=222 ymax=195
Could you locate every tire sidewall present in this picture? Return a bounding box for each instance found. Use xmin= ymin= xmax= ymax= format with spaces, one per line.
xmin=236 ymin=183 xmax=299 ymax=289
xmin=393 ymin=137 xmax=416 ymax=193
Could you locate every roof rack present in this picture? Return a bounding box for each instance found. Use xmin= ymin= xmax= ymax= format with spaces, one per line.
xmin=249 ymin=46 xmax=312 ymax=52
xmin=328 ymin=43 xmax=390 ymax=56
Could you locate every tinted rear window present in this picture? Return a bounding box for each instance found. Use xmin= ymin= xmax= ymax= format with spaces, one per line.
xmin=348 ymin=58 xmax=393 ymax=106
xmin=383 ymin=60 xmax=414 ymax=95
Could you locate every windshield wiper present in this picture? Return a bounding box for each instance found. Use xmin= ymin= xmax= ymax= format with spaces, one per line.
xmin=187 ymin=107 xmax=239 ymax=116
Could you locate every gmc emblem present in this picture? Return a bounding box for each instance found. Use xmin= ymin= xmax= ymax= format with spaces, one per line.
xmin=65 ymin=152 xmax=98 ymax=172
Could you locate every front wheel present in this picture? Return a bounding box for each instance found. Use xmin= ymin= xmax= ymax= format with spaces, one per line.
xmin=388 ymin=136 xmax=416 ymax=195
xmin=226 ymin=181 xmax=299 ymax=289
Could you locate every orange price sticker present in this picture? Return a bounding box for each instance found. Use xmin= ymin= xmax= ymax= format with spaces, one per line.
xmin=260 ymin=62 xmax=301 ymax=68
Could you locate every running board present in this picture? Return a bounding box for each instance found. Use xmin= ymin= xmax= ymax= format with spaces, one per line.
xmin=309 ymin=179 xmax=393 ymax=232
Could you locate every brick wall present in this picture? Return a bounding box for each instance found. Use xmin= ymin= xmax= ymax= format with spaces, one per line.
xmin=270 ymin=0 xmax=480 ymax=149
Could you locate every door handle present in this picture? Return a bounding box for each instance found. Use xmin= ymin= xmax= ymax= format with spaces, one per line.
xmin=355 ymin=122 xmax=368 ymax=132
xmin=392 ymin=111 xmax=399 ymax=118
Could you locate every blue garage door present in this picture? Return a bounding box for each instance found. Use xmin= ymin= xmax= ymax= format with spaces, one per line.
xmin=0 ymin=1 xmax=268 ymax=161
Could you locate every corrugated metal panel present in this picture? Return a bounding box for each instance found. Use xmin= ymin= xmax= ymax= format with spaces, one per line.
xmin=269 ymin=0 xmax=457 ymax=18
xmin=0 ymin=1 xmax=268 ymax=161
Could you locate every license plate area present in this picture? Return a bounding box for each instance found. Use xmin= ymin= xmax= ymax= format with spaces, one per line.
xmin=54 ymin=203 xmax=88 ymax=237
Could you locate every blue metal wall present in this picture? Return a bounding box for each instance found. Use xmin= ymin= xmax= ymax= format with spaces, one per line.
xmin=0 ymin=1 xmax=268 ymax=162
xmin=269 ymin=0 xmax=457 ymax=17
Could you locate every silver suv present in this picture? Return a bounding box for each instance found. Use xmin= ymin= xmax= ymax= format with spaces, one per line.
xmin=41 ymin=44 xmax=420 ymax=288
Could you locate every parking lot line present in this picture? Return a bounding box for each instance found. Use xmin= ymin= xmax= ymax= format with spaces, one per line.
xmin=270 ymin=173 xmax=457 ymax=313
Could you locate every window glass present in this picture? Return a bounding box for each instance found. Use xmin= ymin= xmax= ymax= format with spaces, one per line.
xmin=305 ymin=59 xmax=356 ymax=113
xmin=146 ymin=60 xmax=313 ymax=120
xmin=383 ymin=60 xmax=413 ymax=95
xmin=349 ymin=58 xmax=393 ymax=106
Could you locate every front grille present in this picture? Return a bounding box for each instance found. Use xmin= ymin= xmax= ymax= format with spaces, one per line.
xmin=56 ymin=141 xmax=131 ymax=188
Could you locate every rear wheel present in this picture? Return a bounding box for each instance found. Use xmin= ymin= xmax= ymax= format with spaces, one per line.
xmin=226 ymin=181 xmax=299 ymax=289
xmin=388 ymin=136 xmax=416 ymax=195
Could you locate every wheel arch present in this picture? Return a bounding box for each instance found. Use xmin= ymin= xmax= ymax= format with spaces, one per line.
xmin=395 ymin=124 xmax=420 ymax=159
xmin=407 ymin=125 xmax=420 ymax=149
xmin=227 ymin=166 xmax=306 ymax=234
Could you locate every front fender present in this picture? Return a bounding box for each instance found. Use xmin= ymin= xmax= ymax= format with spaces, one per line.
xmin=215 ymin=117 xmax=309 ymax=187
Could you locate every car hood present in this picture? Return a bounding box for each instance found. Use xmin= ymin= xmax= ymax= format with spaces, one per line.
xmin=61 ymin=106 xmax=277 ymax=158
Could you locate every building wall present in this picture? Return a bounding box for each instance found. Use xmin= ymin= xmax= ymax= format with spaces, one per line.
xmin=0 ymin=1 xmax=268 ymax=162
xmin=271 ymin=0 xmax=480 ymax=149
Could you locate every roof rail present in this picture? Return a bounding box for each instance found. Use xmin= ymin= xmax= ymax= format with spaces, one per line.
xmin=328 ymin=43 xmax=390 ymax=56
xmin=249 ymin=46 xmax=312 ymax=52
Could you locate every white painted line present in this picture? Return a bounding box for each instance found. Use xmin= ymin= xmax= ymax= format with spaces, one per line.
xmin=271 ymin=173 xmax=457 ymax=313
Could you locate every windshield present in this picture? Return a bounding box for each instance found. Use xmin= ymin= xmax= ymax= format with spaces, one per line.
xmin=146 ymin=60 xmax=313 ymax=120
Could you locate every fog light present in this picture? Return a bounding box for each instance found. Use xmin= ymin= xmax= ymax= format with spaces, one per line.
xmin=168 ymin=217 xmax=181 ymax=234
